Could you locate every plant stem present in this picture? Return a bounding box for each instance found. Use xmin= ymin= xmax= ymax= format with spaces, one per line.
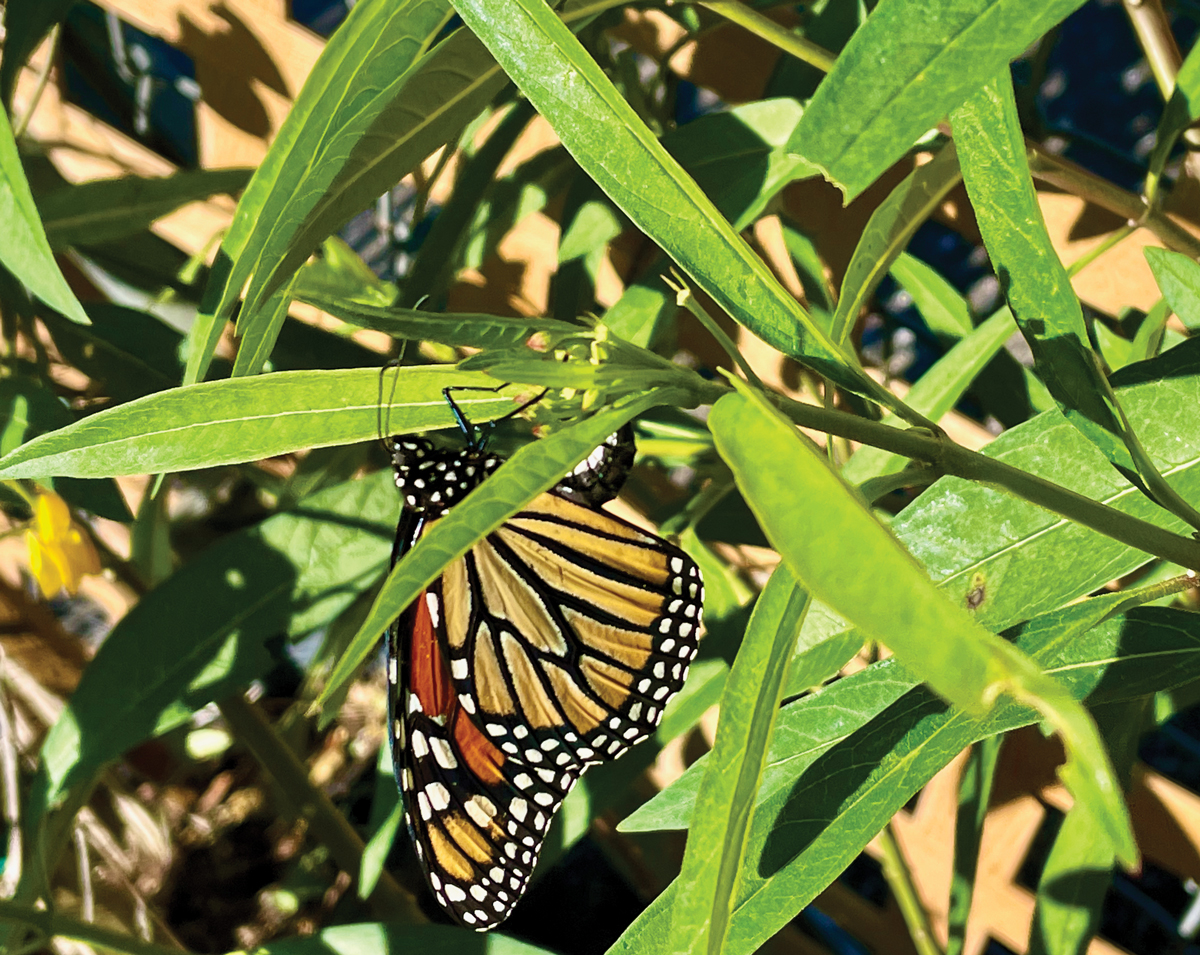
xmin=697 ymin=0 xmax=836 ymax=72
xmin=12 ymin=25 xmax=59 ymax=141
xmin=0 ymin=898 xmax=181 ymax=955
xmin=946 ymin=735 xmax=1001 ymax=955
xmin=878 ymin=823 xmax=945 ymax=955
xmin=1122 ymin=0 xmax=1183 ymax=99
xmin=774 ymin=394 xmax=1200 ymax=570
xmin=1066 ymin=223 xmax=1137 ymax=277
xmin=1025 ymin=143 xmax=1200 ymax=260
xmin=217 ymin=694 xmax=425 ymax=924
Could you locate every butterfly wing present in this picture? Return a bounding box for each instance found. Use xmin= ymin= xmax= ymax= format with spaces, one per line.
xmin=388 ymin=566 xmax=577 ymax=929
xmin=386 ymin=433 xmax=703 ymax=929
xmin=438 ymin=491 xmax=704 ymax=772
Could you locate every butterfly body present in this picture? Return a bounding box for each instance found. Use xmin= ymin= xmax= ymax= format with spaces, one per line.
xmin=387 ymin=431 xmax=702 ymax=930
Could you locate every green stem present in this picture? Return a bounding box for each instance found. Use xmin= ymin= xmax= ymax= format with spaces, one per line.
xmin=667 ymin=274 xmax=766 ymax=392
xmin=878 ymin=823 xmax=945 ymax=955
xmin=946 ymin=735 xmax=1001 ymax=955
xmin=1122 ymin=0 xmax=1183 ymax=100
xmin=1066 ymin=223 xmax=1137 ymax=277
xmin=0 ymin=898 xmax=180 ymax=955
xmin=1026 ymin=144 xmax=1200 ymax=260
xmin=697 ymin=0 xmax=836 ymax=72
xmin=12 ymin=25 xmax=59 ymax=141
xmin=217 ymin=694 xmax=425 ymax=924
xmin=773 ymin=394 xmax=1200 ymax=570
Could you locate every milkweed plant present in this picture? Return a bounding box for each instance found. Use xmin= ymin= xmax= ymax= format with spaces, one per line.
xmin=0 ymin=0 xmax=1198 ymax=952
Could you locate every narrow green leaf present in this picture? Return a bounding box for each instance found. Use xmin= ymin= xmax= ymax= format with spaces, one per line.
xmin=403 ymin=99 xmax=537 ymax=307
xmin=0 ymin=0 xmax=76 ymax=107
xmin=319 ymin=389 xmax=683 ymax=706
xmin=1027 ymin=698 xmax=1149 ymax=955
xmin=1145 ymin=246 xmax=1200 ymax=330
xmin=953 ymin=71 xmax=1200 ymax=534
xmin=212 ymin=0 xmax=457 ymax=324
xmin=946 ymin=734 xmax=1000 ymax=955
xmin=1146 ymin=39 xmax=1200 ymax=198
xmin=359 ymin=798 xmax=404 ymax=901
xmin=295 ymin=236 xmax=397 ymax=307
xmin=669 ymin=565 xmax=809 ymax=955
xmin=840 ymin=306 xmax=1016 ymax=484
xmin=250 ymin=922 xmax=558 ymax=955
xmin=0 ymin=105 xmax=88 ymax=324
xmin=37 ymin=168 xmax=251 ymax=249
xmin=1130 ymin=298 xmax=1171 ymax=363
xmin=36 ymin=471 xmax=396 ymax=812
xmin=450 ymin=0 xmax=921 ymax=420
xmin=830 ymin=144 xmax=962 ymax=345
xmin=614 ymin=601 xmax=1200 ymax=955
xmin=297 ymin=293 xmax=579 ymax=350
xmin=231 ymin=281 xmax=296 ymax=377
xmin=709 ymin=384 xmax=1134 ymax=865
xmin=890 ymin=251 xmax=975 ymax=339
xmin=604 ymin=98 xmax=816 ymax=348
xmin=790 ymin=0 xmax=1089 ymax=200
xmin=0 ymin=367 xmax=521 ymax=479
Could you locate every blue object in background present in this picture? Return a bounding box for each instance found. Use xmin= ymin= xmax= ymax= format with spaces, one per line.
xmin=288 ymin=0 xmax=353 ymax=39
xmin=60 ymin=1 xmax=200 ymax=168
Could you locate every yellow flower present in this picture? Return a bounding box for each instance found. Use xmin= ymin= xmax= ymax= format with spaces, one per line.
xmin=24 ymin=490 xmax=100 ymax=597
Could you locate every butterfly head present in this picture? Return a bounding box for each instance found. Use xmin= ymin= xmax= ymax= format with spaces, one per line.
xmin=392 ymin=437 xmax=503 ymax=517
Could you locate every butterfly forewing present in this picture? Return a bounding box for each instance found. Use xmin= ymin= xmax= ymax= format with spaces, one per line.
xmin=456 ymin=494 xmax=702 ymax=769
xmin=387 ymin=432 xmax=703 ymax=930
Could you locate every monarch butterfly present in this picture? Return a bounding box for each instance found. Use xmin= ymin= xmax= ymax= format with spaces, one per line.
xmin=385 ymin=393 xmax=703 ymax=930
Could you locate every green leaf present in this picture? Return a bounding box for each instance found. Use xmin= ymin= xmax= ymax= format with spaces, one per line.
xmin=403 ymin=99 xmax=538 ymax=308
xmin=35 ymin=470 xmax=397 ymax=813
xmin=757 ymin=339 xmax=1200 ymax=732
xmin=359 ymin=799 xmax=404 ymax=901
xmin=36 ymin=168 xmax=251 ymax=249
xmin=296 ymin=293 xmax=580 ymax=350
xmin=0 ymin=367 xmax=522 ymax=479
xmin=0 ymin=372 xmax=130 ymax=520
xmin=0 ymin=104 xmax=88 ymax=324
xmin=615 ymin=600 xmax=1200 ymax=955
xmin=890 ymin=251 xmax=975 ymax=339
xmin=953 ymin=71 xmax=1200 ymax=533
xmin=829 ymin=143 xmax=962 ymax=345
xmin=212 ymin=0 xmax=456 ymax=324
xmin=946 ymin=735 xmax=1000 ymax=955
xmin=1027 ymin=697 xmax=1148 ymax=955
xmin=668 ymin=565 xmax=809 ymax=955
xmin=231 ymin=281 xmax=296 ymax=377
xmin=1145 ymin=246 xmax=1200 ymax=330
xmin=0 ymin=0 xmax=77 ymax=107
xmin=319 ymin=389 xmax=682 ymax=708
xmin=449 ymin=0 xmax=918 ymax=419
xmin=41 ymin=303 xmax=188 ymax=401
xmin=790 ymin=0 xmax=1089 ymax=200
xmin=604 ymin=98 xmax=817 ymax=348
xmin=249 ymin=922 xmax=557 ymax=955
xmin=1146 ymin=38 xmax=1200 ymax=198
xmin=709 ymin=384 xmax=1134 ymax=865
xmin=295 ymin=236 xmax=397 ymax=307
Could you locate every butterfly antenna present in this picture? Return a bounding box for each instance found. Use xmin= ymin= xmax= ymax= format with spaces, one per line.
xmin=378 ymin=360 xmax=403 ymax=452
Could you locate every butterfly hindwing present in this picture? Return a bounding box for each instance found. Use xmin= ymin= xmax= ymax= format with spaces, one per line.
xmin=390 ymin=584 xmax=576 ymax=928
